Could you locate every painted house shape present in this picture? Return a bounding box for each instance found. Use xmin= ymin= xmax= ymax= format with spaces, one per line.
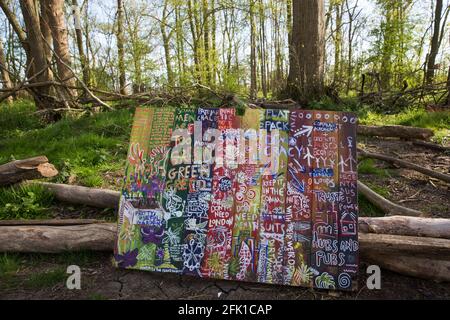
xmin=340 ymin=212 xmax=357 ymax=236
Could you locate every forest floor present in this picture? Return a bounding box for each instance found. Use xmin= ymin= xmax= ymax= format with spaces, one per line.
xmin=0 ymin=101 xmax=449 ymax=300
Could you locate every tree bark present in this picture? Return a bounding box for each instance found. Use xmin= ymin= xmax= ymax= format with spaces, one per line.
xmin=287 ymin=0 xmax=325 ymax=102
xmin=160 ymin=0 xmax=174 ymax=86
xmin=43 ymin=0 xmax=77 ymax=98
xmin=0 ymin=219 xmax=107 ymax=226
xmin=0 ymin=223 xmax=116 ymax=253
xmin=37 ymin=182 xmax=120 ymax=209
xmin=363 ymin=252 xmax=450 ymax=282
xmin=39 ymin=1 xmax=54 ymax=80
xmin=359 ymin=216 xmax=450 ymax=239
xmin=357 ymin=125 xmax=434 ymax=140
xmin=0 ymin=38 xmax=13 ymax=104
xmin=249 ymin=0 xmax=257 ymax=99
xmin=72 ymin=0 xmax=90 ymax=89
xmin=1 ymin=223 xmax=449 ymax=284
xmin=359 ymin=148 xmax=450 ymax=183
xmin=412 ymin=139 xmax=450 ymax=152
xmin=359 ymin=233 xmax=450 ymax=257
xmin=116 ymin=0 xmax=126 ymax=94
xmin=358 ymin=181 xmax=424 ymax=217
xmin=425 ymin=0 xmax=443 ymax=85
xmin=0 ymin=156 xmax=58 ymax=186
xmin=19 ymin=0 xmax=52 ymax=99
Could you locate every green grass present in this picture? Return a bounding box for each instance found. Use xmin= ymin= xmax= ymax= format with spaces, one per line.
xmin=358 ymin=182 xmax=390 ymax=217
xmin=0 ymin=100 xmax=45 ymax=139
xmin=0 ymin=254 xmax=21 ymax=277
xmin=0 ymin=102 xmax=133 ymax=188
xmin=0 ymin=184 xmax=54 ymax=220
xmin=88 ymin=293 xmax=108 ymax=300
xmin=0 ymin=101 xmax=133 ymax=219
xmin=358 ymin=159 xmax=390 ymax=177
xmin=0 ymin=252 xmax=105 ymax=290
xmin=0 ymin=254 xmax=21 ymax=289
xmin=360 ymin=108 xmax=450 ymax=144
xmin=24 ymin=267 xmax=67 ymax=289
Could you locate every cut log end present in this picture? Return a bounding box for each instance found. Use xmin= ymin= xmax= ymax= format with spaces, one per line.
xmin=36 ymin=163 xmax=59 ymax=178
xmin=0 ymin=156 xmax=59 ymax=186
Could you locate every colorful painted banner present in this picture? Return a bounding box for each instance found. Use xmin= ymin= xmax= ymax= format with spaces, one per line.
xmin=115 ymin=106 xmax=359 ymax=291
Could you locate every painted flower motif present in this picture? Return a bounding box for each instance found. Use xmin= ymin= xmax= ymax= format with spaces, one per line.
xmin=115 ymin=249 xmax=139 ymax=268
xmin=140 ymin=226 xmax=164 ymax=245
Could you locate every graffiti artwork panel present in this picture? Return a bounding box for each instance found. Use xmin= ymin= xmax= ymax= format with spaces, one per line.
xmin=115 ymin=106 xmax=359 ymax=291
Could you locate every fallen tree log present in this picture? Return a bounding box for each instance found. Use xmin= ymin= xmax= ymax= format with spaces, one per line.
xmin=0 ymin=219 xmax=108 ymax=226
xmin=37 ymin=182 xmax=431 ymax=219
xmin=37 ymin=182 xmax=120 ymax=209
xmin=0 ymin=223 xmax=116 ymax=253
xmin=359 ymin=149 xmax=450 ymax=183
xmin=1 ymin=223 xmax=449 ymax=257
xmin=362 ymin=252 xmax=450 ymax=282
xmin=0 ymin=156 xmax=58 ymax=186
xmin=357 ymin=125 xmax=434 ymax=140
xmin=358 ymin=233 xmax=450 ymax=257
xmin=359 ymin=216 xmax=450 ymax=239
xmin=412 ymin=140 xmax=450 ymax=153
xmin=1 ymin=223 xmax=449 ymax=282
xmin=357 ymin=181 xmax=425 ymax=217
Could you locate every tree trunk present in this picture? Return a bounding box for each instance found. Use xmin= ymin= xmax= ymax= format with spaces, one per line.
xmin=72 ymin=0 xmax=90 ymax=89
xmin=39 ymin=1 xmax=54 ymax=81
xmin=333 ymin=0 xmax=343 ymax=86
xmin=287 ymin=0 xmax=325 ymax=102
xmin=258 ymin=0 xmax=267 ymax=98
xmin=116 ymin=0 xmax=126 ymax=94
xmin=202 ymin=0 xmax=211 ymax=85
xmin=19 ymin=0 xmax=52 ymax=101
xmin=0 ymin=38 xmax=13 ymax=104
xmin=249 ymin=0 xmax=257 ymax=99
xmin=43 ymin=0 xmax=76 ymax=98
xmin=0 ymin=156 xmax=58 ymax=186
xmin=425 ymin=0 xmax=443 ymax=85
xmin=161 ymin=0 xmax=174 ymax=86
xmin=359 ymin=216 xmax=450 ymax=239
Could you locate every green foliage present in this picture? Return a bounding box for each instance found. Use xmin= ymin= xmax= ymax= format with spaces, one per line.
xmin=360 ymin=107 xmax=450 ymax=143
xmin=0 ymin=254 xmax=21 ymax=289
xmin=0 ymin=185 xmax=54 ymax=220
xmin=89 ymin=293 xmax=108 ymax=300
xmin=24 ymin=267 xmax=66 ymax=289
xmin=358 ymin=159 xmax=390 ymax=177
xmin=0 ymin=101 xmax=133 ymax=188
xmin=0 ymin=254 xmax=20 ymax=277
xmin=0 ymin=100 xmax=44 ymax=139
xmin=358 ymin=182 xmax=390 ymax=217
